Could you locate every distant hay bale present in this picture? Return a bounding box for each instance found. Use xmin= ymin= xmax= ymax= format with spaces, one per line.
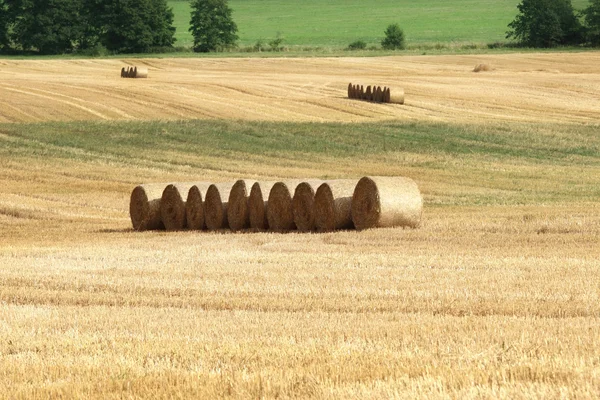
xmin=375 ymin=86 xmax=384 ymax=103
xmin=185 ymin=183 xmax=212 ymax=230
xmin=268 ymin=181 xmax=306 ymax=231
xmin=292 ymin=180 xmax=324 ymax=231
xmin=121 ymin=67 xmax=126 ymax=78
xmin=160 ymin=183 xmax=196 ymax=231
xmin=314 ymin=180 xmax=355 ymax=232
xmin=128 ymin=67 xmax=136 ymax=78
xmin=473 ymin=63 xmax=491 ymax=72
xmin=383 ymin=87 xmax=391 ymax=103
xmin=129 ymin=184 xmax=167 ymax=231
xmin=389 ymin=88 xmax=405 ymax=104
xmin=204 ymin=183 xmax=235 ymax=230
xmin=352 ymin=176 xmax=422 ymax=230
xmin=347 ymin=83 xmax=352 ymax=98
xmin=365 ymin=86 xmax=372 ymax=101
xmin=135 ymin=67 xmax=148 ymax=78
xmin=228 ymin=179 xmax=257 ymax=231
xmin=360 ymin=85 xmax=364 ymax=100
xmin=248 ymin=181 xmax=277 ymax=230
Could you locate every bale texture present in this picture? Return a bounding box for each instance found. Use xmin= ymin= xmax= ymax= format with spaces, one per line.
xmin=185 ymin=183 xmax=212 ymax=230
xmin=130 ymin=184 xmax=167 ymax=231
xmin=314 ymin=180 xmax=356 ymax=232
xmin=228 ymin=179 xmax=258 ymax=231
xmin=248 ymin=181 xmax=277 ymax=230
xmin=160 ymin=183 xmax=196 ymax=231
xmin=204 ymin=183 xmax=235 ymax=230
xmin=292 ymin=180 xmax=324 ymax=232
xmin=383 ymin=87 xmax=391 ymax=103
xmin=473 ymin=63 xmax=491 ymax=72
xmin=135 ymin=67 xmax=149 ymax=78
xmin=352 ymin=176 xmax=422 ymax=230
xmin=267 ymin=180 xmax=307 ymax=231
xmin=347 ymin=83 xmax=352 ymax=98
xmin=389 ymin=88 xmax=405 ymax=104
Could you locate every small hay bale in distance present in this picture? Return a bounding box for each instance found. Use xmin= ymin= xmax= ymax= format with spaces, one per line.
xmin=121 ymin=67 xmax=126 ymax=78
xmin=160 ymin=183 xmax=198 ymax=231
xmin=383 ymin=87 xmax=391 ymax=103
xmin=130 ymin=184 xmax=167 ymax=231
xmin=186 ymin=183 xmax=211 ymax=230
xmin=204 ymin=183 xmax=235 ymax=230
xmin=473 ymin=63 xmax=491 ymax=72
xmin=347 ymin=83 xmax=352 ymax=98
xmin=248 ymin=181 xmax=277 ymax=231
xmin=292 ymin=180 xmax=324 ymax=232
xmin=389 ymin=88 xmax=405 ymax=104
xmin=135 ymin=67 xmax=148 ymax=78
xmin=365 ymin=86 xmax=372 ymax=101
xmin=352 ymin=176 xmax=422 ymax=231
xmin=314 ymin=180 xmax=356 ymax=232
xmin=267 ymin=181 xmax=307 ymax=232
xmin=228 ymin=179 xmax=258 ymax=232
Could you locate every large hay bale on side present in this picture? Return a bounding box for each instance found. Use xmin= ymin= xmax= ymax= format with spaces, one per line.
xmin=473 ymin=63 xmax=491 ymax=73
xmin=228 ymin=179 xmax=258 ymax=232
xmin=267 ymin=181 xmax=305 ymax=232
xmin=314 ymin=180 xmax=356 ymax=232
xmin=204 ymin=183 xmax=235 ymax=230
xmin=248 ymin=181 xmax=277 ymax=230
xmin=130 ymin=184 xmax=167 ymax=231
xmin=135 ymin=67 xmax=148 ymax=78
xmin=347 ymin=83 xmax=353 ymax=98
xmin=292 ymin=180 xmax=324 ymax=232
xmin=160 ymin=183 xmax=197 ymax=231
xmin=383 ymin=87 xmax=391 ymax=103
xmin=352 ymin=176 xmax=422 ymax=230
xmin=389 ymin=88 xmax=405 ymax=104
xmin=186 ymin=183 xmax=211 ymax=230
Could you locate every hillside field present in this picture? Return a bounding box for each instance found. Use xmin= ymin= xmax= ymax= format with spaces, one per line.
xmin=1 ymin=53 xmax=599 ymax=398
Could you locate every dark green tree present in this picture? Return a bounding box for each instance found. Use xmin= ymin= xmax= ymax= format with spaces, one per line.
xmin=381 ymin=23 xmax=405 ymax=50
xmin=583 ymin=0 xmax=600 ymax=45
xmin=189 ymin=0 xmax=238 ymax=52
xmin=506 ymin=0 xmax=583 ymax=47
xmin=0 ymin=0 xmax=9 ymax=50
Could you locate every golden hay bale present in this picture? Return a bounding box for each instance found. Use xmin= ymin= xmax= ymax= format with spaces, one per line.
xmin=383 ymin=87 xmax=391 ymax=103
xmin=267 ymin=181 xmax=308 ymax=231
xmin=130 ymin=184 xmax=167 ymax=231
xmin=377 ymin=86 xmax=385 ymax=102
xmin=121 ymin=67 xmax=126 ymax=78
xmin=128 ymin=67 xmax=136 ymax=78
xmin=473 ymin=63 xmax=491 ymax=73
xmin=389 ymin=88 xmax=405 ymax=104
xmin=227 ymin=179 xmax=258 ymax=232
xmin=365 ymin=85 xmax=372 ymax=101
xmin=360 ymin=85 xmax=364 ymax=99
xmin=347 ymin=83 xmax=352 ymax=98
xmin=248 ymin=181 xmax=277 ymax=230
xmin=314 ymin=180 xmax=356 ymax=232
xmin=352 ymin=176 xmax=422 ymax=230
xmin=204 ymin=183 xmax=235 ymax=230
xmin=186 ymin=184 xmax=211 ymax=230
xmin=135 ymin=67 xmax=148 ymax=78
xmin=292 ymin=180 xmax=324 ymax=232
xmin=160 ymin=183 xmax=197 ymax=231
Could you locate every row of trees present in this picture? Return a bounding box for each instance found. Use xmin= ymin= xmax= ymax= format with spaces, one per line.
xmin=507 ymin=0 xmax=600 ymax=47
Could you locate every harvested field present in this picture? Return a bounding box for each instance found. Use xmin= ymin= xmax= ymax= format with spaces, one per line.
xmin=0 ymin=53 xmax=599 ymax=124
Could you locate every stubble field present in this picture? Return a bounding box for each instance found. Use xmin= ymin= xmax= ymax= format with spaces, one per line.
xmin=1 ymin=53 xmax=599 ymax=398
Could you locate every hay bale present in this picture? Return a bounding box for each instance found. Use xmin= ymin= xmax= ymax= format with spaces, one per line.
xmin=121 ymin=67 xmax=126 ymax=78
xmin=383 ymin=87 xmax=391 ymax=103
xmin=160 ymin=183 xmax=197 ymax=231
xmin=473 ymin=63 xmax=491 ymax=72
xmin=347 ymin=83 xmax=352 ymax=98
xmin=352 ymin=176 xmax=422 ymax=230
xmin=204 ymin=183 xmax=235 ymax=230
xmin=292 ymin=180 xmax=324 ymax=232
xmin=248 ymin=181 xmax=277 ymax=230
xmin=376 ymin=86 xmax=384 ymax=103
xmin=186 ymin=183 xmax=211 ymax=230
xmin=129 ymin=184 xmax=167 ymax=231
xmin=228 ymin=179 xmax=258 ymax=232
xmin=389 ymin=88 xmax=404 ymax=104
xmin=135 ymin=67 xmax=148 ymax=78
xmin=267 ymin=181 xmax=307 ymax=231
xmin=365 ymin=85 xmax=372 ymax=101
xmin=314 ymin=180 xmax=356 ymax=232
xmin=128 ymin=67 xmax=136 ymax=78
xmin=360 ymin=85 xmax=364 ymax=99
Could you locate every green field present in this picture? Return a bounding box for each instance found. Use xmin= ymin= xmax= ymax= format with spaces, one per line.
xmin=171 ymin=0 xmax=589 ymax=49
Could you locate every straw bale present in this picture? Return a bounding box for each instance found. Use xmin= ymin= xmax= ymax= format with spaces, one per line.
xmin=160 ymin=183 xmax=194 ymax=231
xmin=376 ymin=86 xmax=384 ymax=102
xmin=352 ymin=176 xmax=422 ymax=230
xmin=129 ymin=184 xmax=167 ymax=231
xmin=292 ymin=180 xmax=324 ymax=231
xmin=185 ymin=183 xmax=212 ymax=230
xmin=314 ymin=180 xmax=356 ymax=232
xmin=383 ymin=87 xmax=391 ymax=103
xmin=121 ymin=67 xmax=126 ymax=78
xmin=365 ymin=86 xmax=372 ymax=101
xmin=389 ymin=88 xmax=405 ymax=104
xmin=473 ymin=63 xmax=491 ymax=72
xmin=248 ymin=181 xmax=277 ymax=230
xmin=135 ymin=67 xmax=148 ymax=78
xmin=347 ymin=83 xmax=352 ymax=98
xmin=228 ymin=179 xmax=258 ymax=231
xmin=267 ymin=180 xmax=308 ymax=231
xmin=360 ymin=85 xmax=364 ymax=99
xmin=128 ymin=67 xmax=136 ymax=78
xmin=204 ymin=182 xmax=235 ymax=230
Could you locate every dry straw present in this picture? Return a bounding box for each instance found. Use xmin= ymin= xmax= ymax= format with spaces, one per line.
xmin=292 ymin=180 xmax=324 ymax=231
xmin=314 ymin=180 xmax=356 ymax=232
xmin=185 ymin=183 xmax=211 ymax=230
xmin=473 ymin=64 xmax=491 ymax=72
xmin=248 ymin=181 xmax=277 ymax=230
xmin=160 ymin=183 xmax=196 ymax=231
xmin=228 ymin=179 xmax=258 ymax=231
xmin=268 ymin=180 xmax=308 ymax=231
xmin=204 ymin=183 xmax=235 ymax=230
xmin=129 ymin=184 xmax=167 ymax=231
xmin=352 ymin=176 xmax=422 ymax=230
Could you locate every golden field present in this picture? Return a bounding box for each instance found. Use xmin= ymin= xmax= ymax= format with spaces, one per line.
xmin=0 ymin=53 xmax=599 ymax=398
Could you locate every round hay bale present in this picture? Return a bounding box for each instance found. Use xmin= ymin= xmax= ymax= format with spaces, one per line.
xmin=204 ymin=183 xmax=235 ymax=230
xmin=267 ymin=181 xmax=305 ymax=232
xmin=160 ymin=183 xmax=196 ymax=231
xmin=383 ymin=87 xmax=391 ymax=103
xmin=365 ymin=85 xmax=372 ymax=101
xmin=185 ymin=183 xmax=212 ymax=230
xmin=227 ymin=179 xmax=258 ymax=232
xmin=347 ymin=83 xmax=352 ymax=98
xmin=121 ymin=67 xmax=126 ymax=78
xmin=352 ymin=176 xmax=422 ymax=230
xmin=128 ymin=67 xmax=136 ymax=78
xmin=292 ymin=180 xmax=324 ymax=232
xmin=360 ymin=85 xmax=364 ymax=99
xmin=376 ymin=86 xmax=384 ymax=103
xmin=389 ymin=88 xmax=404 ymax=105
xmin=314 ymin=180 xmax=356 ymax=232
xmin=473 ymin=63 xmax=491 ymax=73
xmin=135 ymin=67 xmax=148 ymax=78
xmin=248 ymin=181 xmax=277 ymax=230
xmin=129 ymin=184 xmax=167 ymax=231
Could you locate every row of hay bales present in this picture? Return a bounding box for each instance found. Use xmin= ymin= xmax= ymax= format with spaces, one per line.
xmin=121 ymin=66 xmax=148 ymax=78
xmin=130 ymin=176 xmax=423 ymax=233
xmin=348 ymin=83 xmax=404 ymax=104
